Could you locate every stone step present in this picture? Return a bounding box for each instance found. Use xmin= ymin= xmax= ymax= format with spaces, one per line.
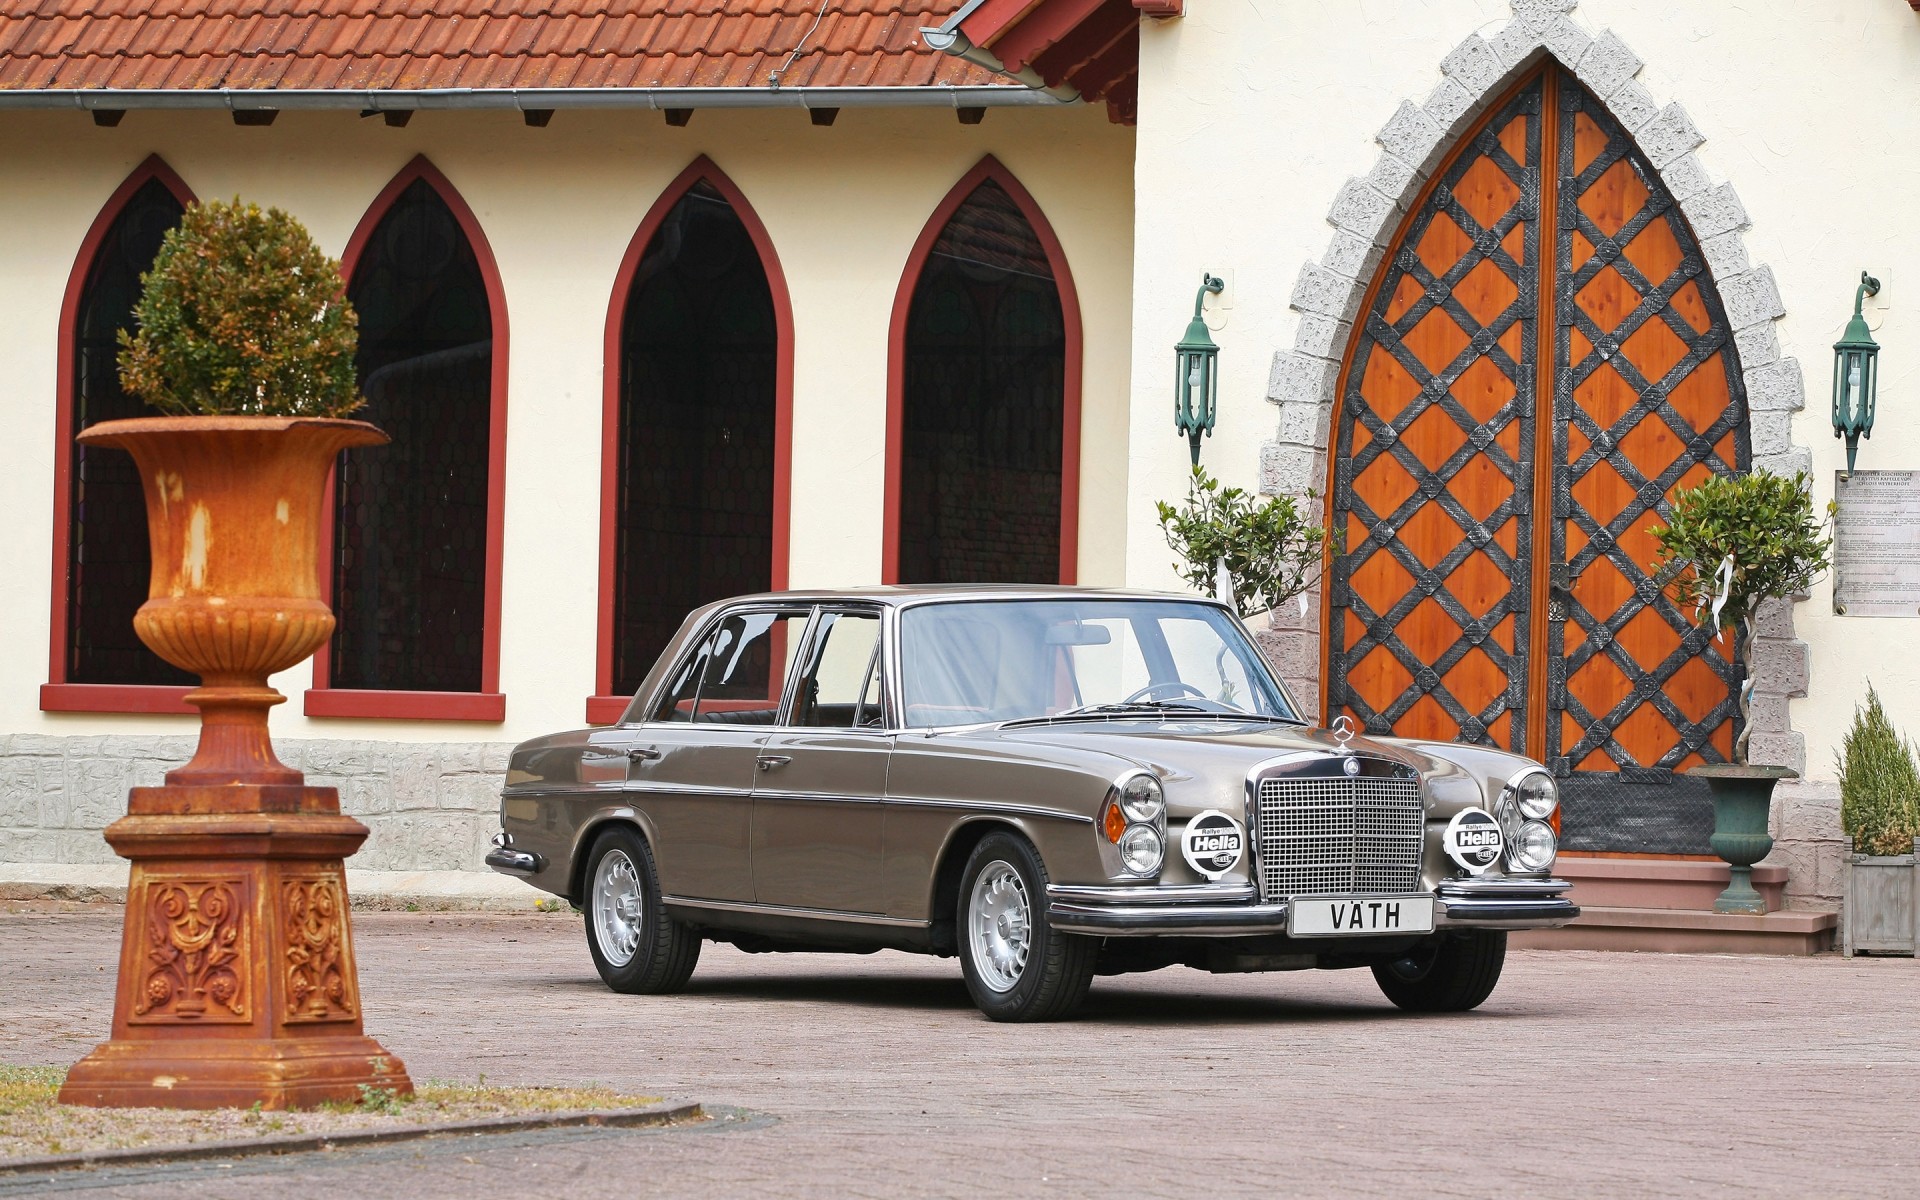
xmin=1512 ymin=905 xmax=1837 ymax=955
xmin=1556 ymin=855 xmax=1789 ymax=910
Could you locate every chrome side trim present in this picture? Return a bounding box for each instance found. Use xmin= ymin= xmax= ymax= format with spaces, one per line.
xmin=1046 ymin=883 xmax=1258 ymax=905
xmin=884 ymin=796 xmax=1093 ymax=824
xmin=503 ymin=780 xmax=625 ymax=798
xmin=662 ymin=895 xmax=930 ymax=928
xmin=750 ymin=788 xmax=882 ymax=805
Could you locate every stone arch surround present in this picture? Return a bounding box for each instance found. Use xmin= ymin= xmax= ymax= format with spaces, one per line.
xmin=1257 ymin=0 xmax=1832 ymax=904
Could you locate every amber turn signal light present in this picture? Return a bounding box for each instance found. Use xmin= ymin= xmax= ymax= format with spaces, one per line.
xmin=1102 ymin=800 xmax=1127 ymax=844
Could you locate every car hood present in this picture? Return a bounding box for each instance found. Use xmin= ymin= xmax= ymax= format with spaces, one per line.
xmin=960 ymin=718 xmax=1518 ymax=819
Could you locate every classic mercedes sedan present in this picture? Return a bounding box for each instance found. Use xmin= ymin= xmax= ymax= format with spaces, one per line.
xmin=487 ymin=587 xmax=1576 ymax=1021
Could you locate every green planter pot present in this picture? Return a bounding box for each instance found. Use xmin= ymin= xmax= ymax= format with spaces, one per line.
xmin=1690 ymin=765 xmax=1796 ymax=914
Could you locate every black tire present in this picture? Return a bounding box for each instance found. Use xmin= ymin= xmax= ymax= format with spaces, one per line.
xmin=582 ymin=825 xmax=700 ymax=994
xmin=1370 ymin=931 xmax=1506 ymax=1012
xmin=956 ymin=832 xmax=1097 ymax=1022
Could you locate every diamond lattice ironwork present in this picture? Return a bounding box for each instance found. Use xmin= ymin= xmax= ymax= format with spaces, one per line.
xmin=1330 ymin=67 xmax=1751 ymax=854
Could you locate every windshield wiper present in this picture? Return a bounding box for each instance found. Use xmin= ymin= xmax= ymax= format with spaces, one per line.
xmin=1051 ymin=701 xmax=1208 ymax=718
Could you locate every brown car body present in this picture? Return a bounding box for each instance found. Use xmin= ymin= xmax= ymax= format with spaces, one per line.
xmin=489 ymin=587 xmax=1576 ymax=981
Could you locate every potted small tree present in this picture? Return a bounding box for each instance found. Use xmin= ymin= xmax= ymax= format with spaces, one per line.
xmin=1652 ymin=469 xmax=1832 ymax=914
xmin=59 ymin=200 xmax=411 ymax=1109
xmin=1155 ymin=466 xmax=1329 ymax=622
xmin=1837 ymin=687 xmax=1920 ymax=956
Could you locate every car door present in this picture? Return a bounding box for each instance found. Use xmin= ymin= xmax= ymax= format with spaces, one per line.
xmin=750 ymin=606 xmax=890 ymax=914
xmin=625 ymin=606 xmax=808 ymax=903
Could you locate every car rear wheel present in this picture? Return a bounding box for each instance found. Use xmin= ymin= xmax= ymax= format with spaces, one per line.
xmin=1370 ymin=930 xmax=1506 ymax=1012
xmin=957 ymin=832 xmax=1096 ymax=1022
xmin=583 ymin=825 xmax=700 ymax=994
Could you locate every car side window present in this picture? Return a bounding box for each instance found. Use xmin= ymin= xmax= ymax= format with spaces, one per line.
xmin=696 ymin=611 xmax=808 ymax=725
xmin=790 ymin=611 xmax=884 ymax=729
xmin=652 ymin=634 xmax=713 ymax=723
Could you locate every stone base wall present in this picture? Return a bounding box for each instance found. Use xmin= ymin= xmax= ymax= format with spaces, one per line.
xmin=1771 ymin=778 xmax=1844 ymax=912
xmin=0 ymin=735 xmax=511 ymax=875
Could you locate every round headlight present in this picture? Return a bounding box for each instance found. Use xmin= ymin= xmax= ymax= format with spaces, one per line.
xmin=1118 ymin=773 xmax=1165 ymax=824
xmin=1510 ymin=770 xmax=1559 ymax=820
xmin=1510 ymin=819 xmax=1557 ymax=872
xmin=1118 ymin=825 xmax=1164 ymax=875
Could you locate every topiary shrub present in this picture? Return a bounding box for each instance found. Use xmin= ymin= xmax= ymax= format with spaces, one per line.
xmin=117 ymin=198 xmax=362 ymax=418
xmin=1651 ymin=469 xmax=1832 ymax=764
xmin=1156 ymin=466 xmax=1330 ymax=620
xmin=1838 ymin=686 xmax=1920 ymax=856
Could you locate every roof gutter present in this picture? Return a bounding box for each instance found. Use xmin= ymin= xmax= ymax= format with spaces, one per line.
xmin=0 ymin=85 xmax=1072 ymax=112
xmin=920 ymin=0 xmax=1081 ymax=103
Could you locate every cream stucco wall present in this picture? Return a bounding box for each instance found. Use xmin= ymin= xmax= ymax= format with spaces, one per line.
xmin=0 ymin=102 xmax=1135 ymax=748
xmin=1129 ymin=0 xmax=1920 ymax=781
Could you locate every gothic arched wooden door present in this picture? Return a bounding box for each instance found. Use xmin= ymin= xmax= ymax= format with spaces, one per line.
xmin=1327 ymin=64 xmax=1747 ymax=854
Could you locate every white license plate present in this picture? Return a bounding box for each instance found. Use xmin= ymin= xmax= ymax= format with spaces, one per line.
xmin=1287 ymin=895 xmax=1435 ymax=937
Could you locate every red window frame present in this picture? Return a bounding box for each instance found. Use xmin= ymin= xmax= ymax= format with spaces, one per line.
xmin=881 ymin=155 xmax=1084 ymax=587
xmin=586 ymin=157 xmax=795 ymax=727
xmin=41 ymin=155 xmax=200 ymax=716
xmin=306 ymin=155 xmax=508 ymax=723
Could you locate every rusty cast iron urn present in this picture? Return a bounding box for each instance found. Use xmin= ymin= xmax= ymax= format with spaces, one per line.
xmin=59 ymin=416 xmax=414 ymax=1110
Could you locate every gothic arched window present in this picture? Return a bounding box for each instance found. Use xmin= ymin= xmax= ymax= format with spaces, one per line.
xmin=890 ymin=164 xmax=1078 ymax=585
xmin=49 ymin=161 xmax=196 ymax=708
xmin=610 ymin=179 xmax=782 ymax=697
xmin=314 ymin=160 xmax=506 ymax=719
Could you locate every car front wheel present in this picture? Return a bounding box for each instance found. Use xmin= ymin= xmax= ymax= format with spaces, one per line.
xmin=583 ymin=825 xmax=700 ymax=994
xmin=1370 ymin=930 xmax=1506 ymax=1012
xmin=957 ymin=832 xmax=1096 ymax=1022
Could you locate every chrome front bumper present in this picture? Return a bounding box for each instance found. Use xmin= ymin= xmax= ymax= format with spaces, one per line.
xmin=1044 ymin=877 xmax=1578 ymax=938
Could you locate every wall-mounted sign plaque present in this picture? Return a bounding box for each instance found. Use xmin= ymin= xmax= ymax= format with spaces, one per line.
xmin=1834 ymin=470 xmax=1920 ymax=617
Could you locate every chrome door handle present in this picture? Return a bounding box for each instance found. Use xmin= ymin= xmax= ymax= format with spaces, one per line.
xmin=626 ymin=747 xmax=661 ymax=762
xmin=756 ymin=754 xmax=792 ymax=771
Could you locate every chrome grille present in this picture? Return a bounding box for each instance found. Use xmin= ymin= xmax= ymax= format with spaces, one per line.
xmin=1254 ymin=773 xmax=1423 ymax=901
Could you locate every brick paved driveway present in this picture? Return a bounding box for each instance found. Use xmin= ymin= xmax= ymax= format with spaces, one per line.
xmin=3 ymin=907 xmax=1916 ymax=1198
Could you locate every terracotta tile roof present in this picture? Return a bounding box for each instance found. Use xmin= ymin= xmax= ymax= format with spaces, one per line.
xmin=0 ymin=0 xmax=1011 ymax=94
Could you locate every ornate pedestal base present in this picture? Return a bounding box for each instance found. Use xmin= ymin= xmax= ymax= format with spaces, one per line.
xmin=58 ymin=785 xmax=412 ymax=1110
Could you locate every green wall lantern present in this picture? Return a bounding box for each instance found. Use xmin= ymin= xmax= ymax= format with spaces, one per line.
xmin=1832 ymin=270 xmax=1881 ymax=477
xmin=1174 ymin=273 xmax=1226 ymax=465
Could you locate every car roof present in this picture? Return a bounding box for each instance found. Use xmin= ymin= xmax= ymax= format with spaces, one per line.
xmin=714 ymin=584 xmax=1231 ymax=608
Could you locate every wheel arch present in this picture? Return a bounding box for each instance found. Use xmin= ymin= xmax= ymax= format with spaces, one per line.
xmin=926 ymin=816 xmax=1041 ymax=955
xmin=568 ymin=808 xmax=661 ymax=905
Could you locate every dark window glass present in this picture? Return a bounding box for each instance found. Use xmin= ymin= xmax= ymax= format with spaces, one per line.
xmin=335 ymin=179 xmax=492 ymax=692
xmin=653 ymin=635 xmax=713 ymax=723
xmin=613 ymin=182 xmax=778 ymax=696
xmin=66 ymin=178 xmax=193 ymax=686
xmin=790 ymin=612 xmax=882 ymax=729
xmin=899 ymin=179 xmax=1065 ymax=585
xmin=646 ymin=611 xmax=802 ymax=725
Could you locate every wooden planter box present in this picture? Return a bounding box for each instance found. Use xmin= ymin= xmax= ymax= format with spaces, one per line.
xmin=1843 ymin=854 xmax=1918 ymax=957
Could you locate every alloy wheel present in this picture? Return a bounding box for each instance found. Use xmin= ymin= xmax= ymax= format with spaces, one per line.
xmin=593 ymin=848 xmax=644 ymax=968
xmin=967 ymin=860 xmax=1031 ymax=993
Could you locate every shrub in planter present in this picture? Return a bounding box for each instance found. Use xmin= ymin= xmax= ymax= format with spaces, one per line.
xmin=1837 ymin=687 xmax=1920 ymax=957
xmin=1155 ymin=466 xmax=1330 ymax=620
xmin=1652 ymin=469 xmax=1832 ymax=913
xmin=117 ymin=198 xmax=363 ymax=417
xmin=1839 ymin=686 xmax=1920 ymax=857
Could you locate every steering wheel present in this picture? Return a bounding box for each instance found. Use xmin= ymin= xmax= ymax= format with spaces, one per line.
xmin=1122 ymin=681 xmax=1207 ymax=705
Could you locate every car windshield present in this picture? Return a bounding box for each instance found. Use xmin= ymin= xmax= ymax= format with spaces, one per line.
xmin=899 ymin=599 xmax=1299 ymax=726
